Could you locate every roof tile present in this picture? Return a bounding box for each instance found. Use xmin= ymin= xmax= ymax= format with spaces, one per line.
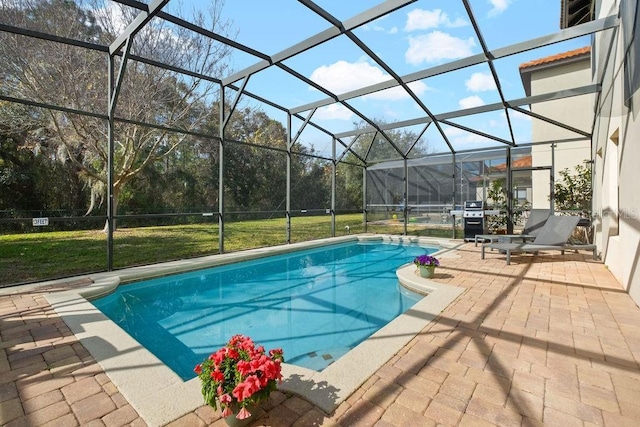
xmin=519 ymin=46 xmax=590 ymax=70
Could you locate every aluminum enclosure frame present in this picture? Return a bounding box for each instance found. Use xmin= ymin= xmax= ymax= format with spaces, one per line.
xmin=0 ymin=0 xmax=618 ymax=269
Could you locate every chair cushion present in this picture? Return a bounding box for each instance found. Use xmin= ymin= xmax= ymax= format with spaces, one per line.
xmin=523 ymin=209 xmax=551 ymax=236
xmin=533 ymin=216 xmax=580 ymax=246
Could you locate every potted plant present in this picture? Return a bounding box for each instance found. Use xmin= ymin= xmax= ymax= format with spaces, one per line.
xmin=194 ymin=335 xmax=284 ymax=426
xmin=414 ymin=254 xmax=440 ymax=278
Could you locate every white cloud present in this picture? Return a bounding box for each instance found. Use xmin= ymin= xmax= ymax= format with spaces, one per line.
xmin=381 ymin=105 xmax=401 ymax=119
xmin=362 ymin=16 xmax=398 ymax=34
xmin=315 ymin=104 xmax=353 ymax=121
xmin=406 ymin=81 xmax=431 ymax=96
xmin=509 ymin=110 xmax=533 ymax=122
xmin=93 ymin=3 xmax=129 ymax=33
xmin=459 ymin=95 xmax=485 ymax=109
xmin=310 ymin=60 xmax=384 ymax=95
xmin=488 ymin=0 xmax=511 ymax=17
xmin=94 ymin=4 xmax=184 ymax=53
xmin=362 ymin=24 xmax=398 ymax=35
xmin=309 ymin=60 xmax=431 ymax=101
xmin=404 ymin=9 xmax=468 ymax=31
xmin=405 ymin=9 xmax=445 ymax=31
xmin=465 ymin=72 xmax=497 ymax=92
xmin=445 ymin=126 xmax=494 ymax=147
xmin=307 ymin=60 xmax=434 ymax=121
xmin=448 ymin=17 xmax=469 ymax=28
xmin=371 ymin=81 xmax=431 ymax=100
xmin=455 ymin=133 xmax=495 ymax=146
xmin=405 ymin=31 xmax=475 ymax=65
xmin=444 ymin=126 xmax=467 ymax=137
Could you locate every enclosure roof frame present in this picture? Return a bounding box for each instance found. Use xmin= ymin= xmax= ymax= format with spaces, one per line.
xmin=0 ymin=0 xmax=619 ymax=163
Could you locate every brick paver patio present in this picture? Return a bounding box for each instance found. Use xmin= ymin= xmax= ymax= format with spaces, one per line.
xmin=2 ymin=242 xmax=640 ymax=426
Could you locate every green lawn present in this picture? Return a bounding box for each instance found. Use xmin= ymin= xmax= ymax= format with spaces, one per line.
xmin=0 ymin=214 xmax=458 ymax=287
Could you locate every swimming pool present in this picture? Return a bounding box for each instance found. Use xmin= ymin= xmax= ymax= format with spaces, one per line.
xmin=92 ymin=240 xmax=435 ymax=379
xmin=44 ymin=236 xmax=464 ymax=423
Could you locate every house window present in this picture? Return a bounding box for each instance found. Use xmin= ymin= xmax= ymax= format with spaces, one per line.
xmin=515 ymin=188 xmax=528 ymax=202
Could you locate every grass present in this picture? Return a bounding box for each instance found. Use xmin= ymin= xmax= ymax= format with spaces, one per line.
xmin=0 ymin=213 xmax=458 ymax=287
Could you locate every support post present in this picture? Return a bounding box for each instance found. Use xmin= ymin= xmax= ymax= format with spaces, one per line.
xmin=363 ymin=167 xmax=368 ymax=233
xmin=286 ymin=114 xmax=292 ymax=244
xmin=403 ymin=158 xmax=408 ymax=235
xmin=452 ymin=152 xmax=457 ymax=239
xmin=550 ymin=143 xmax=556 ymax=214
xmin=106 ymin=56 xmax=115 ymax=271
xmin=506 ymin=147 xmax=514 ymax=234
xmin=331 ymin=138 xmax=336 ymax=237
xmin=218 ymin=89 xmax=225 ymax=253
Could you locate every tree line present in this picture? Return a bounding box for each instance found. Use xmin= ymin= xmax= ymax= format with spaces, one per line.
xmin=0 ymin=0 xmax=427 ymax=230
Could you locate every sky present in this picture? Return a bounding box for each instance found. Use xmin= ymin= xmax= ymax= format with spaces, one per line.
xmin=154 ymin=0 xmax=592 ymax=158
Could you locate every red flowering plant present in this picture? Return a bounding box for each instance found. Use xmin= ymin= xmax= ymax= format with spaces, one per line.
xmin=194 ymin=335 xmax=284 ymax=420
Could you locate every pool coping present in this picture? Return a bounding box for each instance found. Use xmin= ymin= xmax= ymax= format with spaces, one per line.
xmin=40 ymin=235 xmax=465 ymax=426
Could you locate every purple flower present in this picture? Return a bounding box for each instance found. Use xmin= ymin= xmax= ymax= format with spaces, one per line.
xmin=413 ymin=254 xmax=439 ymax=267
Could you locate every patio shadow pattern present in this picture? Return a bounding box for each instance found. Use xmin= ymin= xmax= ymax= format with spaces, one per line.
xmin=1 ymin=242 xmax=640 ymax=426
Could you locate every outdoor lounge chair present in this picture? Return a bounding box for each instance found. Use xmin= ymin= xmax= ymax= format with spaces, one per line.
xmin=481 ymin=215 xmax=580 ymax=264
xmin=474 ymin=208 xmax=551 ymax=246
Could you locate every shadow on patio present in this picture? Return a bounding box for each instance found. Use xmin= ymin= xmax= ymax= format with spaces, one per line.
xmin=2 ymin=242 xmax=640 ymax=426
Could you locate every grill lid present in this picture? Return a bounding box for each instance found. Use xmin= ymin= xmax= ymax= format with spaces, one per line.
xmin=463 ymin=200 xmax=484 ymax=210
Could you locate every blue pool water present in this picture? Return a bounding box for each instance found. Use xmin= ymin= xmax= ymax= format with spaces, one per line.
xmin=92 ymin=241 xmax=436 ymax=379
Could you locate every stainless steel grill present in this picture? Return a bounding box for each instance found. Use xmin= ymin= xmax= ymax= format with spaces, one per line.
xmin=463 ymin=200 xmax=487 ymax=241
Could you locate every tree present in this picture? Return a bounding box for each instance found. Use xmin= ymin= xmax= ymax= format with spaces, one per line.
xmin=485 ymin=178 xmax=529 ymax=233
xmin=336 ymin=160 xmax=364 ymax=210
xmin=348 ymin=121 xmax=431 ymax=163
xmin=0 ymin=0 xmax=235 ymax=228
xmin=290 ymin=152 xmax=331 ymax=210
xmin=337 ymin=120 xmax=432 ymax=210
xmin=223 ymin=109 xmax=288 ymax=211
xmin=0 ymin=101 xmax=88 ymax=221
xmin=553 ymin=160 xmax=592 ymax=212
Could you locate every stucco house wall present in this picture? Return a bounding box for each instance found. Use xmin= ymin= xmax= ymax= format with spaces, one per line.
xmin=592 ymin=0 xmax=640 ymax=305
xmin=521 ymin=51 xmax=592 ymax=209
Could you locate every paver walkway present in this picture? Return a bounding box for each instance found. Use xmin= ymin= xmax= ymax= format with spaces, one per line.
xmin=2 ymin=243 xmax=640 ymax=426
